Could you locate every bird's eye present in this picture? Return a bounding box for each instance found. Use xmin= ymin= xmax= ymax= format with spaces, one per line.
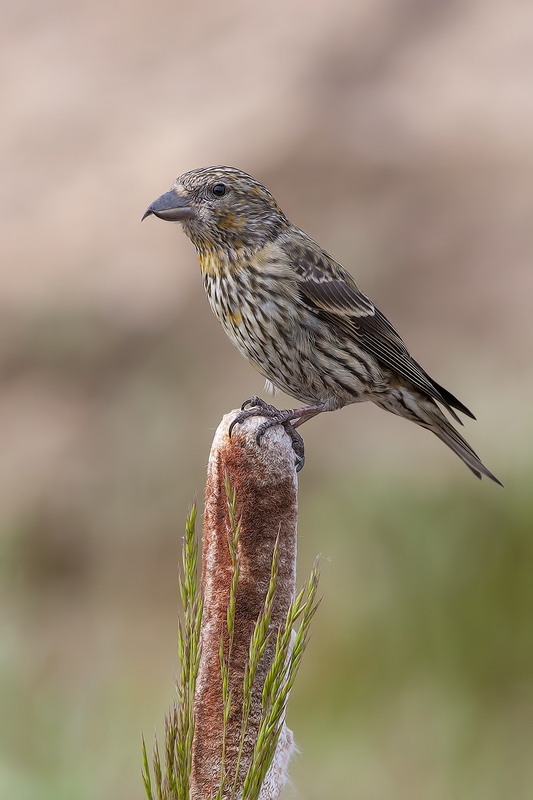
xmin=212 ymin=183 xmax=226 ymax=197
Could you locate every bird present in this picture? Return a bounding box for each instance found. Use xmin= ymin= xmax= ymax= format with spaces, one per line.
xmin=142 ymin=165 xmax=502 ymax=485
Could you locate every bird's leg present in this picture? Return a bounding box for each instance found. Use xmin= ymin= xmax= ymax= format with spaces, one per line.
xmin=290 ymin=404 xmax=325 ymax=428
xmin=228 ymin=398 xmax=326 ymax=472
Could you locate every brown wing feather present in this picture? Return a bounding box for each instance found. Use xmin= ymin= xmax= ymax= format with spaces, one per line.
xmin=287 ymin=239 xmax=474 ymax=421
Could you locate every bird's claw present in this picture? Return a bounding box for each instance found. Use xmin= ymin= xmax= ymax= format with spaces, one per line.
xmin=229 ymin=399 xmax=306 ymax=472
xmin=240 ymin=396 xmax=277 ymax=413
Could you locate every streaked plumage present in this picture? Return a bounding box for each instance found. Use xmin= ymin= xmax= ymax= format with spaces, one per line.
xmin=143 ymin=166 xmax=501 ymax=484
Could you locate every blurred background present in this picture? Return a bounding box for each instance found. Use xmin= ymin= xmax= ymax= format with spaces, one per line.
xmin=1 ymin=1 xmax=533 ymax=798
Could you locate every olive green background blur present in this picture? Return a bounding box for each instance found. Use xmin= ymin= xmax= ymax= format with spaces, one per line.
xmin=1 ymin=1 xmax=532 ymax=798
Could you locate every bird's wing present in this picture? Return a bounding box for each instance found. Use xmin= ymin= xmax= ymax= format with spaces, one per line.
xmin=286 ymin=237 xmax=474 ymax=420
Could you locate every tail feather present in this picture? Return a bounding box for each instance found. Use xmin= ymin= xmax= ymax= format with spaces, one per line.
xmin=376 ymin=390 xmax=503 ymax=486
xmin=429 ymin=377 xmax=477 ymax=421
xmin=432 ymin=421 xmax=503 ymax=485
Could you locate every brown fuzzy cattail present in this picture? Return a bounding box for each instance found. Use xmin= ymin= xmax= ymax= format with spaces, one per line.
xmin=190 ymin=411 xmax=299 ymax=800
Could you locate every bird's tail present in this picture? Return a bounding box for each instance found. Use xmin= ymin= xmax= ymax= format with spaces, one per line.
xmin=376 ymin=390 xmax=503 ymax=486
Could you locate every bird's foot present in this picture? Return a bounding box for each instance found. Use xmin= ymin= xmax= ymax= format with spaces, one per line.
xmin=228 ymin=396 xmax=306 ymax=472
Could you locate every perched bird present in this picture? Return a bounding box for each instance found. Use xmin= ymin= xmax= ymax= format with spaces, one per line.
xmin=143 ymin=166 xmax=501 ymax=484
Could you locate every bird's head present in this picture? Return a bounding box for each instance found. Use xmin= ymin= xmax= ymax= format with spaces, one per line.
xmin=142 ymin=166 xmax=289 ymax=253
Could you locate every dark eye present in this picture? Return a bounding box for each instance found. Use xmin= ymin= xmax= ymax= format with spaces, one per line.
xmin=212 ymin=183 xmax=226 ymax=197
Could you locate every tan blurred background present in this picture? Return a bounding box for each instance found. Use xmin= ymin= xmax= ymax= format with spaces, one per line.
xmin=1 ymin=1 xmax=533 ymax=798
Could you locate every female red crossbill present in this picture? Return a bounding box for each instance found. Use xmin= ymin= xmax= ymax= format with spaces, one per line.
xmin=143 ymin=166 xmax=501 ymax=484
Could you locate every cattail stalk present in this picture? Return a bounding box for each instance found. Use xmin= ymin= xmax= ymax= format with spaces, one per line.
xmin=191 ymin=411 xmax=300 ymax=800
xmin=143 ymin=411 xmax=319 ymax=800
